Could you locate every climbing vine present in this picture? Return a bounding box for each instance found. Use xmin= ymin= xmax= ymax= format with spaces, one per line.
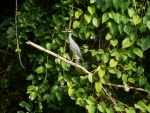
xmin=1 ymin=0 xmax=150 ymax=112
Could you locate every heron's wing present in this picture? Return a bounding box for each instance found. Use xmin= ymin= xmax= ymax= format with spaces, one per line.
xmin=69 ymin=42 xmax=82 ymax=58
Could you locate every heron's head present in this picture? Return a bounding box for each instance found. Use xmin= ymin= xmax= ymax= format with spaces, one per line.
xmin=62 ymin=29 xmax=73 ymax=33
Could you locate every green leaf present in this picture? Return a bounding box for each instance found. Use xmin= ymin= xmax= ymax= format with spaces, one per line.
xmin=110 ymin=39 xmax=118 ymax=47
xmin=90 ymin=0 xmax=96 ymax=3
xmin=122 ymin=74 xmax=128 ymax=82
xmin=123 ymin=64 xmax=132 ymax=70
xmin=98 ymin=66 xmax=105 ymax=78
xmin=19 ymin=101 xmax=27 ymax=108
xmin=108 ymin=67 xmax=116 ymax=74
xmin=29 ymin=92 xmax=36 ymax=101
xmin=130 ymin=33 xmax=138 ymax=42
xmin=139 ymin=76 xmax=147 ymax=86
xmin=132 ymin=48 xmax=143 ymax=58
xmin=35 ymin=66 xmax=44 ymax=73
xmin=84 ymin=14 xmax=92 ymax=24
xmin=17 ymin=111 xmax=24 ymax=113
xmin=137 ymin=38 xmax=150 ymax=51
xmin=92 ymin=17 xmax=100 ymax=27
xmin=87 ymin=104 xmax=96 ymax=113
xmin=128 ymin=78 xmax=135 ymax=83
xmin=113 ymin=0 xmax=122 ymax=10
xmin=103 ymin=53 xmax=109 ymax=63
xmin=76 ymin=98 xmax=86 ymax=107
xmin=109 ymin=59 xmax=118 ymax=67
xmin=95 ymin=82 xmax=102 ymax=93
xmin=121 ymin=1 xmax=129 ymax=13
xmin=97 ymin=102 xmax=106 ymax=112
xmin=95 ymin=0 xmax=105 ymax=9
xmin=45 ymin=63 xmax=52 ymax=69
xmin=146 ymin=21 xmax=150 ymax=29
xmin=88 ymin=5 xmax=95 ymax=15
xmin=102 ymin=13 xmax=109 ymax=23
xmin=134 ymin=101 xmax=146 ymax=112
xmin=26 ymin=74 xmax=34 ymax=80
xmin=27 ymin=85 xmax=35 ymax=91
xmin=132 ymin=15 xmax=142 ymax=25
xmin=108 ymin=21 xmax=118 ymax=34
xmin=105 ymin=0 xmax=113 ymax=9
xmin=114 ymin=103 xmax=125 ymax=111
xmin=122 ymin=38 xmax=133 ymax=48
xmin=73 ymin=20 xmax=80 ymax=29
xmin=68 ymin=88 xmax=75 ymax=97
xmin=46 ymin=43 xmax=51 ymax=50
xmin=75 ymin=9 xmax=83 ymax=19
xmin=56 ymin=92 xmax=62 ymax=101
xmin=25 ymin=102 xmax=33 ymax=112
xmin=146 ymin=105 xmax=150 ymax=112
xmin=123 ymin=25 xmax=135 ymax=35
xmin=125 ymin=107 xmax=136 ymax=113
xmin=128 ymin=8 xmax=135 ymax=17
xmin=88 ymin=73 xmax=94 ymax=83
xmin=113 ymin=13 xmax=121 ymax=24
xmin=106 ymin=107 xmax=114 ymax=113
xmin=105 ymin=32 xmax=112 ymax=40
xmin=51 ymin=85 xmax=58 ymax=94
xmin=116 ymin=71 xmax=121 ymax=78
xmin=91 ymin=49 xmax=97 ymax=56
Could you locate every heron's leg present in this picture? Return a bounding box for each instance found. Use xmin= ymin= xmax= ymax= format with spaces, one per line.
xmin=71 ymin=54 xmax=74 ymax=61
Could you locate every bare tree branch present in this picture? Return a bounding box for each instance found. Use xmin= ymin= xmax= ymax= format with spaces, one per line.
xmin=106 ymin=83 xmax=149 ymax=93
xmin=26 ymin=40 xmax=91 ymax=75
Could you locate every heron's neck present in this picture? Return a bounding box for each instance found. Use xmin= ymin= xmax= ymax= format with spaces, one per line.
xmin=68 ymin=33 xmax=74 ymax=43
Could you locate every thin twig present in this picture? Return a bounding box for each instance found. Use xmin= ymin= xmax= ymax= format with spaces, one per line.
xmin=26 ymin=40 xmax=91 ymax=75
xmin=0 ymin=50 xmax=16 ymax=55
xmin=102 ymin=87 xmax=117 ymax=105
xmin=15 ymin=0 xmax=25 ymax=68
xmin=106 ymin=83 xmax=149 ymax=93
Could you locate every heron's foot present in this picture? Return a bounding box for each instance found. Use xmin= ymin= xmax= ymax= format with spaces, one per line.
xmin=75 ymin=58 xmax=81 ymax=63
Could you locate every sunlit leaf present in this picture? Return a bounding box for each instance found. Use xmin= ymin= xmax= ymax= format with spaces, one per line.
xmin=125 ymin=107 xmax=136 ymax=113
xmin=87 ymin=104 xmax=96 ymax=113
xmin=122 ymin=38 xmax=133 ymax=48
xmin=98 ymin=66 xmax=105 ymax=78
xmin=122 ymin=74 xmax=128 ymax=82
xmin=110 ymin=39 xmax=118 ymax=47
xmin=95 ymin=82 xmax=102 ymax=93
xmin=128 ymin=8 xmax=135 ymax=17
xmin=88 ymin=5 xmax=95 ymax=15
xmin=92 ymin=17 xmax=100 ymax=27
xmin=109 ymin=59 xmax=118 ymax=67
xmin=132 ymin=15 xmax=142 ymax=25
xmin=102 ymin=13 xmax=109 ymax=23
xmin=132 ymin=48 xmax=143 ymax=58
xmin=73 ymin=20 xmax=80 ymax=29
xmin=128 ymin=78 xmax=135 ymax=83
xmin=90 ymin=0 xmax=96 ymax=3
xmin=88 ymin=73 xmax=94 ymax=83
xmin=35 ymin=66 xmax=44 ymax=73
xmin=84 ymin=14 xmax=92 ymax=24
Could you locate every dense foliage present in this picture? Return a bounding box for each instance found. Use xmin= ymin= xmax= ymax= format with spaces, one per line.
xmin=1 ymin=0 xmax=150 ymax=112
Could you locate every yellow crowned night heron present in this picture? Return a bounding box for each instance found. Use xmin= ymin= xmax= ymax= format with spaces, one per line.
xmin=62 ymin=30 xmax=82 ymax=62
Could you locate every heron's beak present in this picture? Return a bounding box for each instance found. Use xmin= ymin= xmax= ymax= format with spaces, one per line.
xmin=62 ymin=30 xmax=68 ymax=33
